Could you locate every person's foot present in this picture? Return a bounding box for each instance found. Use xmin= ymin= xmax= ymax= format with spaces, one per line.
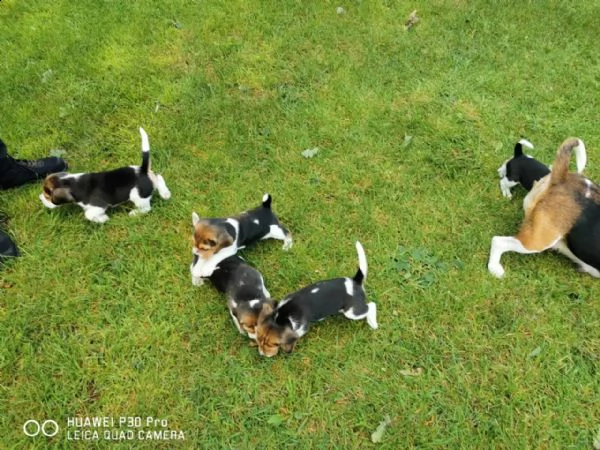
xmin=0 ymin=144 xmax=68 ymax=189
xmin=0 ymin=229 xmax=19 ymax=259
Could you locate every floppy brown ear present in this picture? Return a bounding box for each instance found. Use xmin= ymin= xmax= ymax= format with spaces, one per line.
xmin=51 ymin=187 xmax=75 ymax=204
xmin=281 ymin=333 xmax=298 ymax=353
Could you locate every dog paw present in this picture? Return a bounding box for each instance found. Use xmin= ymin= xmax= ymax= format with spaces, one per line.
xmin=488 ymin=263 xmax=505 ymax=278
xmin=282 ymin=237 xmax=293 ymax=251
xmin=191 ymin=276 xmax=205 ymax=286
xmin=89 ymin=215 xmax=109 ymax=224
xmin=198 ymin=265 xmax=216 ymax=278
xmin=159 ymin=187 xmax=172 ymax=200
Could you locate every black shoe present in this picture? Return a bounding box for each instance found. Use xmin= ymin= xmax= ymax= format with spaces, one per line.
xmin=0 ymin=153 xmax=68 ymax=189
xmin=0 ymin=228 xmax=19 ymax=259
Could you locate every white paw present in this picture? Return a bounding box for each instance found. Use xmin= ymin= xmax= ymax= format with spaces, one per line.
xmin=366 ymin=303 xmax=378 ymax=329
xmin=282 ymin=237 xmax=293 ymax=251
xmin=501 ymin=189 xmax=513 ymax=199
xmin=129 ymin=208 xmax=150 ymax=216
xmin=198 ymin=265 xmax=216 ymax=278
xmin=488 ymin=263 xmax=505 ymax=278
xmin=160 ymin=188 xmax=172 ymax=200
xmin=191 ymin=276 xmax=205 ymax=286
xmin=89 ymin=214 xmax=109 ymax=223
xmin=156 ymin=175 xmax=171 ymax=200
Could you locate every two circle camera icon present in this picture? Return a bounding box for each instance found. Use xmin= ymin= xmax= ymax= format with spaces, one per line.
xmin=23 ymin=420 xmax=59 ymax=437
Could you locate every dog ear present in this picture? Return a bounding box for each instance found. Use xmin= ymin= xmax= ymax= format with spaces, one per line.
xmin=281 ymin=333 xmax=298 ymax=353
xmin=192 ymin=212 xmax=201 ymax=226
xmin=51 ymin=187 xmax=74 ymax=204
xmin=258 ymin=302 xmax=274 ymax=323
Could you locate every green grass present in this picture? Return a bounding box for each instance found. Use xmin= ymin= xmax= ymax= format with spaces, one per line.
xmin=1 ymin=0 xmax=599 ymax=448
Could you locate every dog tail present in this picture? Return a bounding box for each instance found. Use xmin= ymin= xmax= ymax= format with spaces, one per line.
xmin=514 ymin=139 xmax=534 ymax=157
xmin=551 ymin=138 xmax=585 ymax=185
xmin=574 ymin=139 xmax=587 ymax=174
xmin=353 ymin=241 xmax=368 ymax=285
xmin=139 ymin=127 xmax=151 ymax=174
xmin=262 ymin=193 xmax=272 ymax=209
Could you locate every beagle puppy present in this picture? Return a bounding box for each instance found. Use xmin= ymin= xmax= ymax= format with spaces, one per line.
xmin=498 ymin=138 xmax=586 ymax=199
xmin=256 ymin=241 xmax=378 ymax=357
xmin=190 ymin=193 xmax=292 ymax=283
xmin=39 ymin=128 xmax=171 ymax=223
xmin=488 ymin=137 xmax=600 ymax=278
xmin=200 ymin=253 xmax=274 ymax=339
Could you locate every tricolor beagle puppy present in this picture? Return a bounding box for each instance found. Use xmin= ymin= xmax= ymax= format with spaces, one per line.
xmin=488 ymin=137 xmax=600 ymax=278
xmin=39 ymin=128 xmax=171 ymax=223
xmin=200 ymin=253 xmax=274 ymax=339
xmin=190 ymin=193 xmax=292 ymax=284
xmin=498 ymin=138 xmax=586 ymax=199
xmin=255 ymin=241 xmax=378 ymax=357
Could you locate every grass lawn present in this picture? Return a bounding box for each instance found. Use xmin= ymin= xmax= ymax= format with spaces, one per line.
xmin=1 ymin=0 xmax=599 ymax=448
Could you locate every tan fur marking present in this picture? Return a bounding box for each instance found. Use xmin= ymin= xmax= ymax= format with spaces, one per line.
xmin=192 ymin=222 xmax=234 ymax=259
xmin=550 ymin=138 xmax=582 ymax=185
xmin=518 ymin=179 xmax=583 ymax=250
xmin=236 ymin=310 xmax=259 ymax=336
xmin=256 ymin=303 xmax=282 ymax=357
xmin=514 ymin=139 xmax=590 ymax=252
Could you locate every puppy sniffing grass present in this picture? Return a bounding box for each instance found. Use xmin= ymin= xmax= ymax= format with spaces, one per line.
xmin=256 ymin=241 xmax=377 ymax=357
xmin=201 ymin=254 xmax=274 ymax=339
xmin=39 ymin=128 xmax=171 ymax=223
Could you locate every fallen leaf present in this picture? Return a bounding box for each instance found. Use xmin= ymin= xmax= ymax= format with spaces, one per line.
xmin=593 ymin=428 xmax=600 ymax=449
xmin=371 ymin=415 xmax=392 ymax=443
xmin=405 ymin=10 xmax=419 ymax=30
xmin=399 ymin=367 xmax=424 ymax=377
xmin=41 ymin=69 xmax=54 ymax=83
xmin=267 ymin=414 xmax=285 ymax=426
xmin=527 ymin=346 xmax=542 ymax=359
xmin=301 ymin=147 xmax=320 ymax=158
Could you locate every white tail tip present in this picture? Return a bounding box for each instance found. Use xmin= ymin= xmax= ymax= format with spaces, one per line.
xmin=355 ymin=241 xmax=368 ymax=281
xmin=518 ymin=139 xmax=534 ymax=149
xmin=575 ymin=138 xmax=587 ymax=174
xmin=139 ymin=127 xmax=150 ymax=152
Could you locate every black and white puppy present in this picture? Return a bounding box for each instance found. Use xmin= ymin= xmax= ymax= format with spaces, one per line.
xmin=199 ymin=253 xmax=274 ymax=339
xmin=498 ymin=138 xmax=586 ymax=199
xmin=190 ymin=193 xmax=292 ymax=283
xmin=40 ymin=128 xmax=171 ymax=223
xmin=255 ymin=241 xmax=377 ymax=357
